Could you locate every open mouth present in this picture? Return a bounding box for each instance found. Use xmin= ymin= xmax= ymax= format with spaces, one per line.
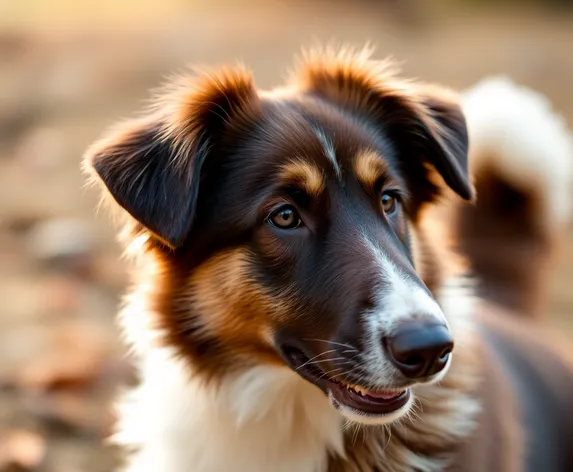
xmin=283 ymin=346 xmax=411 ymax=417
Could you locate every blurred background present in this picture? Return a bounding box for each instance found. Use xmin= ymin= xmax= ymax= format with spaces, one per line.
xmin=0 ymin=0 xmax=572 ymax=470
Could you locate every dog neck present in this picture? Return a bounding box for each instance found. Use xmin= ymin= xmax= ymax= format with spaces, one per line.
xmin=114 ymin=277 xmax=481 ymax=472
xmin=114 ymin=347 xmax=344 ymax=472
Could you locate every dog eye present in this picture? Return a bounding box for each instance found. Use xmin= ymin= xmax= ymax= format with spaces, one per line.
xmin=268 ymin=205 xmax=302 ymax=229
xmin=381 ymin=192 xmax=399 ymax=215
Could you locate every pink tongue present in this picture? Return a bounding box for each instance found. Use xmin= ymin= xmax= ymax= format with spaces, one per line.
xmin=364 ymin=390 xmax=402 ymax=400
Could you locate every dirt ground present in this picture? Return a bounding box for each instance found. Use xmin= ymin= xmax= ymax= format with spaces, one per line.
xmin=0 ymin=1 xmax=572 ymax=470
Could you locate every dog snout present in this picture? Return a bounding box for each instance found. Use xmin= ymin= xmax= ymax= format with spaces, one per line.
xmin=384 ymin=322 xmax=453 ymax=379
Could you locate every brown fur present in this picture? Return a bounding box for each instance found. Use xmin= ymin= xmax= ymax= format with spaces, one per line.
xmin=280 ymin=159 xmax=326 ymax=197
xmin=292 ymin=47 xmax=473 ymax=206
xmin=354 ymin=150 xmax=392 ymax=191
xmin=85 ymin=65 xmax=261 ymax=248
xmin=85 ymin=47 xmax=573 ymax=472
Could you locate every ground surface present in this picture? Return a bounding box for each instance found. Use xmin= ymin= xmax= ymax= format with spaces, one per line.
xmin=0 ymin=1 xmax=572 ymax=470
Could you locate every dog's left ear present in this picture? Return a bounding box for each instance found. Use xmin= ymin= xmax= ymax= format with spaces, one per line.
xmin=293 ymin=48 xmax=474 ymax=202
xmin=408 ymin=83 xmax=473 ymax=201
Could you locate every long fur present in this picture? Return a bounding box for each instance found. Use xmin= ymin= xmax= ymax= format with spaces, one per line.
xmin=113 ymin=273 xmax=480 ymax=472
xmin=85 ymin=49 xmax=573 ymax=472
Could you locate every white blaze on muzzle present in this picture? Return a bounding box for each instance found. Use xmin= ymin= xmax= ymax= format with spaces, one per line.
xmin=359 ymin=236 xmax=450 ymax=384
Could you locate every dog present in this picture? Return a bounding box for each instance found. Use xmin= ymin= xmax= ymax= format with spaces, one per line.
xmin=84 ymin=47 xmax=573 ymax=471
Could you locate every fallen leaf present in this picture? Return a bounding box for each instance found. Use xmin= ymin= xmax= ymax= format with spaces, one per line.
xmin=16 ymin=322 xmax=112 ymax=392
xmin=0 ymin=429 xmax=46 ymax=471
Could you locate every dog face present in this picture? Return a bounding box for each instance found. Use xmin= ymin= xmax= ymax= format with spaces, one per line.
xmin=86 ymin=50 xmax=472 ymax=425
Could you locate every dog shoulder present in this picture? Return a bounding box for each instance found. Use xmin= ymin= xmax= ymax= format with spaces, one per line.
xmin=476 ymin=305 xmax=573 ymax=472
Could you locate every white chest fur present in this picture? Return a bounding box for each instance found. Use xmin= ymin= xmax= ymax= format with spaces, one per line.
xmin=113 ymin=350 xmax=345 ymax=472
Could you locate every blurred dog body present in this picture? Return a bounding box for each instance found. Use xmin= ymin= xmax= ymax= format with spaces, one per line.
xmin=84 ymin=50 xmax=573 ymax=471
xmin=449 ymin=78 xmax=573 ymax=471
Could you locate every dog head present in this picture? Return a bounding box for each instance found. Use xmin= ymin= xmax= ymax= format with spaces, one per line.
xmin=85 ymin=48 xmax=472 ymax=425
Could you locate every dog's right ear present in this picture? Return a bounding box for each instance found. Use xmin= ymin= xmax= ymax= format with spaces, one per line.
xmin=84 ymin=67 xmax=260 ymax=248
xmin=292 ymin=47 xmax=473 ymax=204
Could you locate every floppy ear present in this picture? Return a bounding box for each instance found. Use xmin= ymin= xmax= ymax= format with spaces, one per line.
xmin=293 ymin=47 xmax=473 ymax=201
xmin=412 ymin=83 xmax=472 ymax=200
xmin=84 ymin=66 xmax=260 ymax=248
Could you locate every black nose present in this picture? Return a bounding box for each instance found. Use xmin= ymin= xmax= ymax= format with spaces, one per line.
xmin=385 ymin=322 xmax=453 ymax=378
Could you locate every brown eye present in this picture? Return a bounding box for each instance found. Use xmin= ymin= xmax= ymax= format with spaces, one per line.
xmin=381 ymin=192 xmax=398 ymax=214
xmin=268 ymin=205 xmax=302 ymax=229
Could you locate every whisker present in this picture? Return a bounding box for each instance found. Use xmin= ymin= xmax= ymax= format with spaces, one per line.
xmin=320 ymin=365 xmax=360 ymax=379
xmin=317 ymin=366 xmax=347 ymax=379
xmin=295 ymin=349 xmax=338 ymax=371
xmin=336 ymin=363 xmax=370 ymax=382
xmin=301 ymin=338 xmax=359 ymax=352
xmin=344 ymin=352 xmax=365 ymax=364
xmin=304 ymin=356 xmax=348 ymax=366
xmin=324 ymin=364 xmax=371 ymax=381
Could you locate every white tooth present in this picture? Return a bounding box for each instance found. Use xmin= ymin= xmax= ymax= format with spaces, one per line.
xmin=346 ymin=384 xmax=359 ymax=394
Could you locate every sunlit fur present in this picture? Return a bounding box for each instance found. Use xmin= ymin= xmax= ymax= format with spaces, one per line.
xmin=112 ymin=256 xmax=481 ymax=472
xmin=354 ymin=150 xmax=391 ymax=190
xmin=279 ymin=159 xmax=326 ymax=197
xmin=462 ymin=77 xmax=573 ymax=225
xmin=86 ymin=47 xmax=573 ymax=472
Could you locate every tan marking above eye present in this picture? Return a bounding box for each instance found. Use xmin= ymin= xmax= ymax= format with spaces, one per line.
xmin=279 ymin=159 xmax=325 ymax=197
xmin=354 ymin=150 xmax=389 ymax=190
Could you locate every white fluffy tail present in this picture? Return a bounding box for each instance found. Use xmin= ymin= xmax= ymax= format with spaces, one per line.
xmin=455 ymin=77 xmax=573 ymax=317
